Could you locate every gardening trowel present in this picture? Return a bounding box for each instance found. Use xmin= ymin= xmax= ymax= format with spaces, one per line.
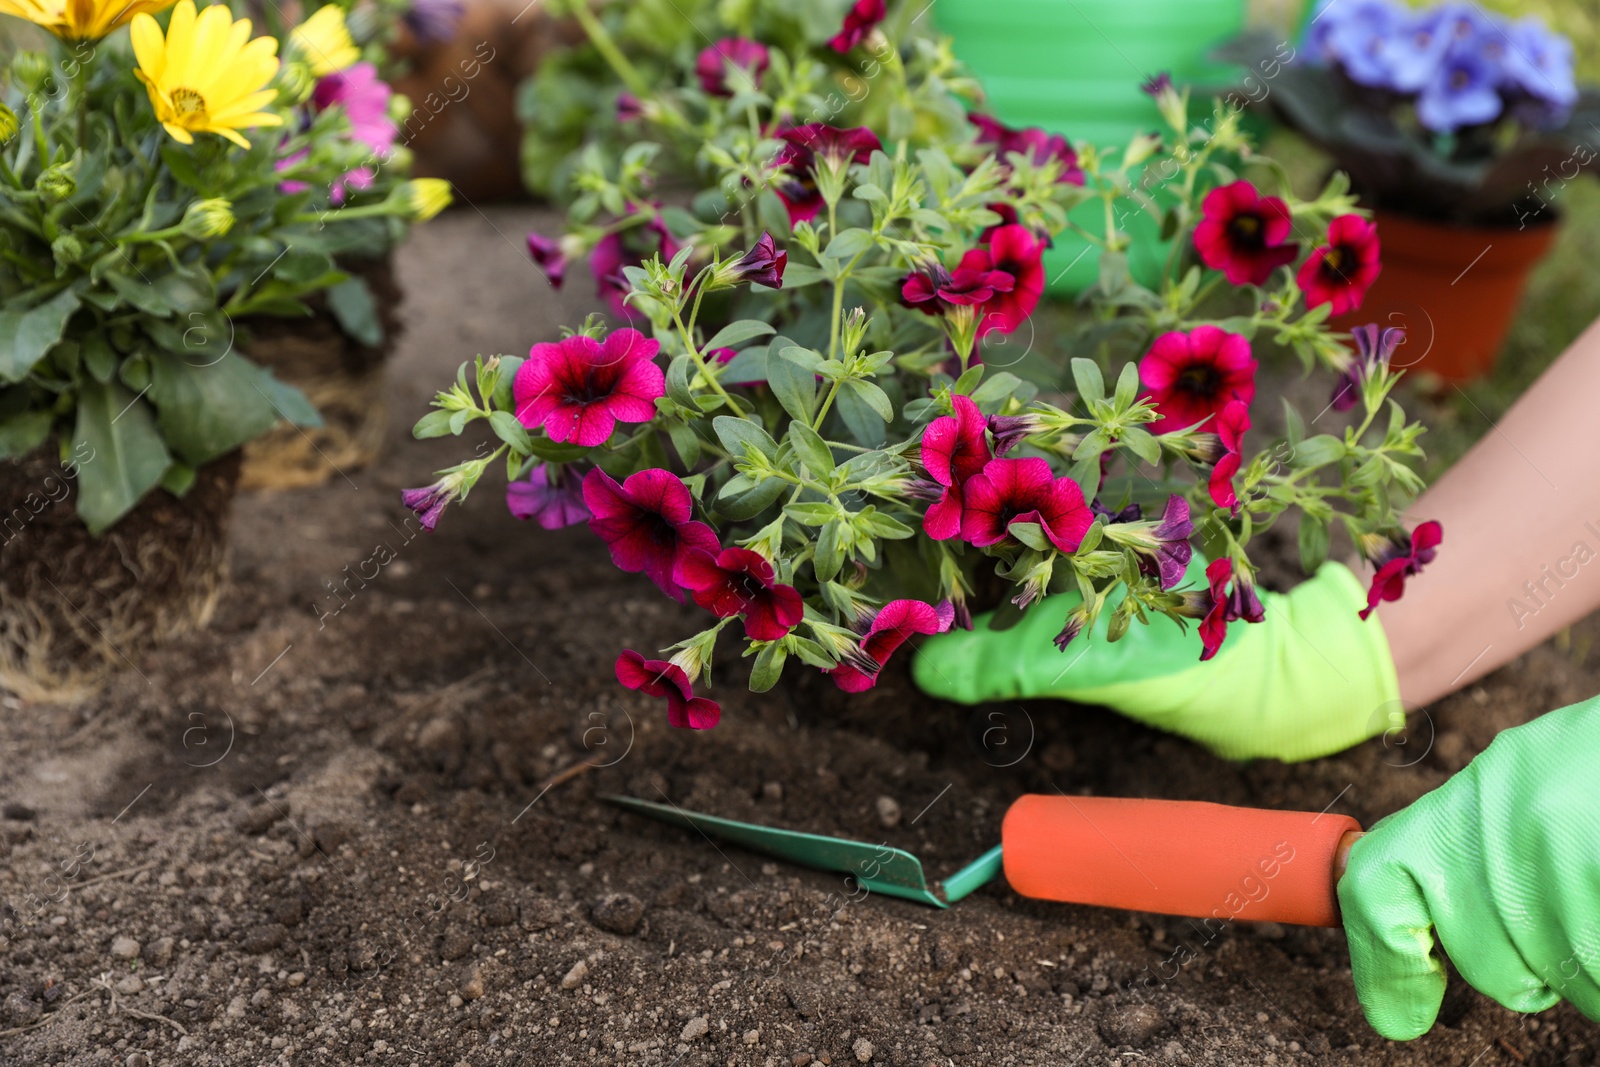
xmin=607 ymin=794 xmax=1365 ymax=927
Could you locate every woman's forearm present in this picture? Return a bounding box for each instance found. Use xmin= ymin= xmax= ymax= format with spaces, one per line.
xmin=1379 ymin=316 xmax=1600 ymax=706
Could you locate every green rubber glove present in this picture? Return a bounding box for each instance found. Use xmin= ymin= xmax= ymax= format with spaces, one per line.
xmin=1338 ymin=697 xmax=1600 ymax=1039
xmin=911 ymin=555 xmax=1402 ymax=762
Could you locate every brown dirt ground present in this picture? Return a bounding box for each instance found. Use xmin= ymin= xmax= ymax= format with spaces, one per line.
xmin=3 ymin=206 xmax=1599 ymax=1067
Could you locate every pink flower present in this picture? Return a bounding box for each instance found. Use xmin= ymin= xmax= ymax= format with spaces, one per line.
xmin=676 ymin=547 xmax=804 ymax=641
xmin=918 ymin=394 xmax=991 ymax=540
xmin=1360 ymin=521 xmax=1442 ymax=620
xmin=828 ymin=0 xmax=886 ymax=52
xmin=513 ymin=328 xmax=664 ymax=447
xmin=616 ymin=650 xmax=721 ymax=729
xmin=1139 ymin=326 xmax=1257 ymax=434
xmin=1193 ymin=181 xmax=1299 ymax=287
xmin=695 ymin=37 xmax=770 ymax=96
xmin=506 ymin=463 xmax=590 ymax=529
xmin=772 ymin=124 xmax=882 ymax=223
xmin=616 ymin=92 xmax=644 ymax=122
xmin=970 ymin=113 xmax=1084 ymax=185
xmin=1207 ymin=399 xmax=1251 ymax=513
xmin=591 ymin=214 xmax=680 ymax=319
xmin=719 ymin=231 xmax=787 ymax=289
xmin=1298 ymin=214 xmax=1381 ymax=316
xmin=311 ymin=62 xmax=395 ymax=204
xmin=827 ymin=599 xmax=955 ymax=692
xmin=583 ymin=469 xmax=719 ymax=602
xmin=967 ymin=224 xmax=1046 ymax=338
xmin=961 ymin=457 xmax=1092 ymax=553
xmin=901 ymin=262 xmax=1014 ymax=314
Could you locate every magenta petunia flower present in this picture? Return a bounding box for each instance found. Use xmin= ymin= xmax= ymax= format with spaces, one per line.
xmin=1139 ymin=326 xmax=1257 ymax=434
xmin=584 ymin=469 xmax=720 ymax=602
xmin=1141 ymin=71 xmax=1174 ymax=97
xmin=1207 ymin=399 xmax=1251 ymax=513
xmin=987 ymin=412 xmax=1043 ymax=456
xmin=826 ymin=599 xmax=956 ymax=692
xmin=506 ymin=463 xmax=590 ymax=529
xmin=1331 ymin=323 xmax=1405 ymax=412
xmin=970 ymin=113 xmax=1084 ymax=185
xmin=828 ymin=0 xmax=886 ymax=52
xmin=312 ymin=62 xmax=395 ymax=204
xmin=1360 ymin=520 xmax=1442 ymax=620
xmin=960 ymin=457 xmax=1092 ymax=553
xmin=526 ymin=231 xmax=567 ymax=288
xmin=616 ymin=91 xmax=644 ymax=123
xmin=1193 ymin=180 xmax=1299 ymax=287
xmin=902 ymin=262 xmax=1014 ymax=315
xmin=918 ymin=394 xmax=991 ymax=540
xmin=1197 ymin=557 xmax=1264 ymax=662
xmin=772 ymin=124 xmax=882 ymax=223
xmin=590 ymin=214 xmax=680 ymax=320
xmin=695 ymin=37 xmax=770 ymax=96
xmin=966 ymin=224 xmax=1046 ymax=338
xmin=676 ymin=547 xmax=804 ymax=641
xmin=513 ymin=328 xmax=665 ymax=447
xmin=1147 ymin=494 xmax=1195 ymax=590
xmin=1298 ymin=213 xmax=1381 ymax=317
xmin=616 ymin=650 xmax=721 ymax=729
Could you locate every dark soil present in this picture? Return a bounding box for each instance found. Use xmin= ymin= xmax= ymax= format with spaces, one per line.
xmin=2 ymin=206 xmax=1598 ymax=1067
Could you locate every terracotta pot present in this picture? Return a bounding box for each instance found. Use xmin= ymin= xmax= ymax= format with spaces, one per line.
xmin=239 ymin=255 xmax=404 ymax=490
xmin=1331 ymin=210 xmax=1560 ymax=385
xmin=0 ymin=447 xmax=240 ymax=702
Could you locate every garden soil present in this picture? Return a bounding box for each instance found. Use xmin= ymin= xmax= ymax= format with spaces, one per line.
xmin=3 ymin=207 xmax=1597 ymax=1067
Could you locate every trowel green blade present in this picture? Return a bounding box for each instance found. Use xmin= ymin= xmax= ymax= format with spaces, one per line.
xmin=607 ymin=795 xmax=958 ymax=907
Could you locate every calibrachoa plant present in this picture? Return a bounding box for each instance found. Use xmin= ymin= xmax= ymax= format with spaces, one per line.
xmin=408 ymin=5 xmax=1435 ymax=728
xmin=0 ymin=0 xmax=450 ymax=531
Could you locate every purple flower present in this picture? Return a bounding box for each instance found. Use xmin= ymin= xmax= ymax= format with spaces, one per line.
xmin=526 ymin=232 xmax=567 ymax=288
xmin=1148 ymin=495 xmax=1194 ymax=590
xmin=1330 ymin=323 xmax=1404 ymax=412
xmin=1140 ymin=72 xmax=1173 ymax=97
xmin=1416 ymin=41 xmax=1502 ymax=132
xmin=718 ymin=232 xmax=787 ymax=289
xmin=616 ymin=92 xmax=644 ymax=122
xmin=403 ymin=0 xmax=464 ymax=43
xmin=695 ymin=37 xmax=769 ymax=96
xmin=987 ymin=412 xmax=1042 ymax=456
xmin=506 ymin=464 xmax=590 ymax=529
xmin=1310 ymin=0 xmax=1406 ymax=87
xmin=401 ymin=481 xmax=455 ymax=530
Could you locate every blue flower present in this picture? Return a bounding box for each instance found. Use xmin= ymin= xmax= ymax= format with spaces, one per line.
xmin=1306 ymin=0 xmax=1406 ymax=87
xmin=1416 ymin=42 xmax=1504 ymax=132
xmin=1501 ymin=17 xmax=1578 ymax=107
xmin=403 ymin=0 xmax=463 ymax=43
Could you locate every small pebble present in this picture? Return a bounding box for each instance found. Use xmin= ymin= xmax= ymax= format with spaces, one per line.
xmin=114 ymin=977 xmax=144 ymax=996
xmin=680 ymin=1015 xmax=709 ymax=1042
xmin=560 ymin=960 xmax=588 ymax=990
xmin=854 ymin=1037 xmax=874 ymax=1061
xmin=744 ymin=1028 xmax=761 ymax=1045
xmin=461 ymin=963 xmax=485 ymax=1001
xmin=874 ymin=797 xmax=901 ymax=829
xmin=591 ymin=893 xmax=645 ymax=936
xmin=110 ymin=936 xmax=141 ymax=960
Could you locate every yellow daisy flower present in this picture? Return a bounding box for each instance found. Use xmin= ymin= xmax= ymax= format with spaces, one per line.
xmin=0 ymin=0 xmax=173 ymax=41
xmin=131 ymin=0 xmax=284 ymax=149
xmin=288 ymin=5 xmax=359 ymax=77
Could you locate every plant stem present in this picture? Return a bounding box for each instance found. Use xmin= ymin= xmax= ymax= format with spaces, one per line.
xmin=672 ymin=310 xmax=745 ymax=417
xmin=568 ymin=1 xmax=653 ymax=100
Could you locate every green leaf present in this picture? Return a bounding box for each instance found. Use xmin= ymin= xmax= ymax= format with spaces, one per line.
xmin=814 ymin=519 xmax=845 ymax=582
xmin=704 ymin=320 xmax=775 ymax=350
xmin=1071 ymin=358 xmax=1105 ymax=404
xmin=717 ymin=475 xmax=786 ymax=521
xmin=855 ymin=509 xmax=913 ymax=539
xmin=713 ymin=415 xmax=778 ymax=461
xmin=147 ymin=353 xmax=282 ymax=466
xmin=780 ymin=263 xmax=829 ymax=288
xmin=1113 ymin=362 xmax=1141 ymax=410
xmin=716 ymin=347 xmax=769 ymax=385
xmin=1282 ymin=397 xmax=1305 ymax=448
xmin=667 ymin=353 xmax=695 ymax=408
xmin=258 ymin=371 xmax=322 ymax=428
xmin=489 ymin=410 xmax=533 ymax=453
xmin=823 ymin=228 xmax=874 ymax=261
xmin=953 ymin=363 xmax=984 ymax=396
xmin=1291 ymin=434 xmax=1346 ymax=469
xmin=970 ymin=371 xmax=1023 ymax=408
xmin=766 ymin=340 xmax=816 ymax=423
xmin=72 ymin=380 xmax=172 ymax=534
xmin=1120 ymin=426 xmax=1162 ymax=467
xmin=82 ymin=334 xmax=116 ymax=384
xmin=1007 ymin=521 xmax=1052 ymax=552
xmin=835 ymin=382 xmax=886 ymax=448
xmin=327 ymin=276 xmax=383 ymax=347
xmin=105 ymin=272 xmax=172 ymax=316
xmin=413 ymin=409 xmax=456 ymax=439
xmin=784 ymin=502 xmax=837 ymax=526
xmin=749 ymin=641 xmax=787 ymax=693
xmin=787 ymin=422 xmax=834 ymax=476
xmin=841 ymin=379 xmax=892 ymax=422
xmin=1299 ymin=513 xmax=1330 ymax=573
xmin=0 ymin=288 xmax=81 ymax=383
xmin=0 ymin=409 xmax=52 ymax=458
xmin=160 ymin=462 xmax=196 ymax=497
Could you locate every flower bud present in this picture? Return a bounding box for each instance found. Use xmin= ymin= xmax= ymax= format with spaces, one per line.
xmin=35 ymin=161 xmax=76 ymax=204
xmin=12 ymin=51 xmax=51 ymax=94
xmin=396 ymin=178 xmax=451 ymax=221
xmin=181 ymin=198 xmax=235 ymax=239
xmin=277 ymin=60 xmax=317 ymax=106
xmin=0 ymin=104 xmax=18 ymax=145
xmin=50 ymin=233 xmax=84 ymax=271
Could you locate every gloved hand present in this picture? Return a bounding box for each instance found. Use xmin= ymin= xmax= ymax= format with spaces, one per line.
xmin=911 ymin=555 xmax=1403 ymax=761
xmin=1339 ymin=697 xmax=1600 ymax=1039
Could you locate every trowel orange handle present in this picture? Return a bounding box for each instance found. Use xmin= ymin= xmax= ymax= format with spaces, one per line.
xmin=1002 ymin=796 xmax=1364 ymax=927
